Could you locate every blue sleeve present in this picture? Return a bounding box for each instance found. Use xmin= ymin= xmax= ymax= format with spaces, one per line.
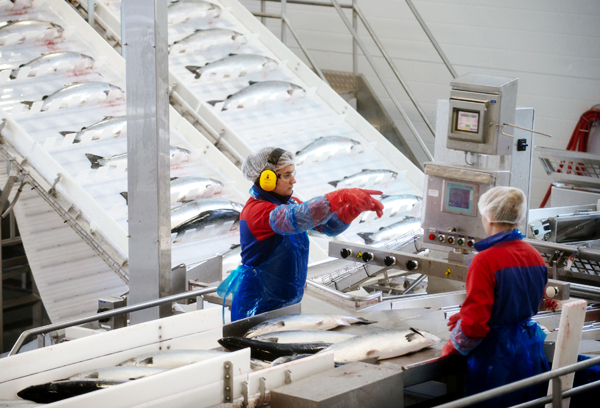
xmin=312 ymin=213 xmax=350 ymax=236
xmin=269 ymin=196 xmax=333 ymax=235
xmin=450 ymin=319 xmax=483 ymax=356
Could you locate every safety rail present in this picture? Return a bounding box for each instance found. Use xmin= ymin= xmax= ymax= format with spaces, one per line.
xmin=436 ymin=354 xmax=600 ymax=408
xmin=252 ymin=0 xmax=461 ymax=162
xmin=9 ymin=286 xmax=218 ymax=356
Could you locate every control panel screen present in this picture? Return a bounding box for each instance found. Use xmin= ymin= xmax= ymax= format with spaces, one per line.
xmin=443 ymin=182 xmax=477 ymax=216
xmin=455 ymin=110 xmax=479 ymax=133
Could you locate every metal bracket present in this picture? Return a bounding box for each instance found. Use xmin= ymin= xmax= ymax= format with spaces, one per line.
xmin=284 ymin=369 xmax=292 ymax=384
xmin=240 ymin=381 xmax=249 ymax=407
xmin=223 ymin=361 xmax=233 ymax=403
xmin=48 ymin=173 xmax=62 ymax=197
xmin=257 ymin=376 xmax=267 ymax=406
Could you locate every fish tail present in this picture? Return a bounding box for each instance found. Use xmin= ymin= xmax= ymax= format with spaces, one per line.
xmin=328 ymin=180 xmax=339 ymax=188
xmin=357 ymin=232 xmax=374 ymax=245
xmin=59 ymin=131 xmax=75 ymax=137
xmin=185 ymin=65 xmax=201 ymax=79
xmin=20 ymin=101 xmax=34 ymax=108
xmin=120 ymin=192 xmax=128 ymax=204
xmin=85 ymin=153 xmax=104 ymax=169
xmin=9 ymin=69 xmax=18 ymax=80
xmin=206 ymin=100 xmax=221 ymax=107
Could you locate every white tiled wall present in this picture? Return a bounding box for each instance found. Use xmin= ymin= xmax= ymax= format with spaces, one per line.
xmin=239 ymin=0 xmax=600 ymax=207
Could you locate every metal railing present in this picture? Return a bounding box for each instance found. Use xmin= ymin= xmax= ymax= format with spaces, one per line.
xmin=254 ymin=0 xmax=460 ymax=162
xmin=9 ymin=286 xmax=218 ymax=356
xmin=436 ymin=355 xmax=600 ymax=408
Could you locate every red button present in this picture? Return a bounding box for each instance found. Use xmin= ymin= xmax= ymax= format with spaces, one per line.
xmin=428 ymin=234 xmax=435 ymax=240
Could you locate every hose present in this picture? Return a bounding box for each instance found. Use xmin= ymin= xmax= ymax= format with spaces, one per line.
xmin=539 ymin=107 xmax=600 ymax=208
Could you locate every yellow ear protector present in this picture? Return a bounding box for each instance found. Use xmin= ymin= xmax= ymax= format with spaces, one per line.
xmin=259 ymin=148 xmax=285 ymax=192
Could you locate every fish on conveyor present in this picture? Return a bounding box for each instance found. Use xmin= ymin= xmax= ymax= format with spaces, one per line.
xmin=9 ymin=51 xmax=94 ymax=80
xmin=221 ymin=243 xmax=241 ymax=277
xmin=250 ymin=358 xmax=272 ymax=371
xmin=171 ymin=208 xmax=240 ymax=236
xmin=359 ymin=194 xmax=422 ymax=223
xmin=295 ymin=136 xmax=362 ymax=165
xmin=0 ymin=20 xmax=63 ymax=45
xmin=271 ymin=354 xmax=312 ymax=366
xmin=328 ymin=169 xmax=398 ymax=188
xmin=170 ymin=28 xmax=246 ymax=54
xmin=185 ymin=54 xmax=278 ymax=80
xmin=118 ymin=349 xmax=227 ymax=369
xmin=66 ymin=366 xmax=166 ymax=380
xmin=85 ymin=145 xmax=191 ymax=169
xmin=170 ymin=176 xmax=224 ymax=202
xmin=170 ymin=198 xmax=243 ymax=230
xmin=357 ymin=216 xmax=422 ymax=244
xmin=59 ymin=116 xmax=126 ymax=143
xmin=207 ymin=81 xmax=305 ymax=111
xmin=218 ymin=336 xmax=331 ymax=362
xmin=253 ymin=330 xmax=357 ymax=344
xmin=21 ymin=81 xmax=124 ymax=111
xmin=317 ymin=327 xmax=441 ymax=363
xmin=17 ymin=379 xmax=126 ymax=404
xmin=168 ymin=0 xmax=221 ymax=25
xmin=244 ymin=314 xmax=376 ymax=338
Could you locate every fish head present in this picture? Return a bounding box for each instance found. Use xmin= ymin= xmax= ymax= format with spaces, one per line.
xmin=108 ymin=84 xmax=125 ymax=94
xmin=50 ymin=22 xmax=64 ymax=35
xmin=287 ymin=83 xmax=305 ymax=96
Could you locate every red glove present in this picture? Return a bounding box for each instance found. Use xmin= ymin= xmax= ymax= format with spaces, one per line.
xmin=447 ymin=313 xmax=460 ymax=331
xmin=325 ymin=189 xmax=384 ymax=224
xmin=441 ymin=339 xmax=458 ymax=357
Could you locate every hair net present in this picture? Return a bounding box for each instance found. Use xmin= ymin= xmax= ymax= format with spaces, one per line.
xmin=478 ymin=186 xmax=527 ymax=224
xmin=242 ymin=147 xmax=295 ymax=182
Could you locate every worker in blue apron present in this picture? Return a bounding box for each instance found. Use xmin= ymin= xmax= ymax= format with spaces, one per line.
xmin=441 ymin=186 xmax=549 ymax=407
xmin=218 ymin=147 xmax=384 ymax=321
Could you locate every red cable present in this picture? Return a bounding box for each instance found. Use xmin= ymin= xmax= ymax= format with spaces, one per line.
xmin=539 ymin=108 xmax=600 ymax=208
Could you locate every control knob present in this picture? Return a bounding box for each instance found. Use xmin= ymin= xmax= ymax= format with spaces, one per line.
xmin=406 ymin=260 xmax=419 ymax=271
xmin=384 ymin=256 xmax=396 ymax=267
xmin=362 ymin=252 xmax=374 ymax=262
xmin=340 ymin=248 xmax=352 ymax=258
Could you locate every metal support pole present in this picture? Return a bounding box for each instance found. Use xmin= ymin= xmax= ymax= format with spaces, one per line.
xmin=124 ymin=0 xmax=172 ymax=324
xmin=120 ymin=1 xmax=126 ymax=58
xmin=261 ymin=0 xmax=267 ymax=25
xmin=551 ymin=377 xmax=562 ymax=408
xmin=329 ymin=0 xmax=433 ymax=161
xmin=88 ymin=0 xmax=95 ymax=26
xmin=405 ymin=0 xmax=457 ymax=79
xmin=352 ymin=0 xmax=358 ymax=76
xmin=281 ymin=0 xmax=287 ymax=44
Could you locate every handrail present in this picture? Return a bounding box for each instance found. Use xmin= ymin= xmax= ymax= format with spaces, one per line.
xmin=404 ymin=0 xmax=458 ymax=79
xmin=9 ymin=286 xmax=218 ymax=356
xmin=353 ymin=5 xmax=435 ymax=136
xmin=328 ymin=0 xmax=433 ymax=161
xmin=281 ymin=15 xmax=329 ymax=83
xmin=306 ymin=279 xmax=382 ymax=302
xmin=435 ymin=354 xmax=600 ymax=408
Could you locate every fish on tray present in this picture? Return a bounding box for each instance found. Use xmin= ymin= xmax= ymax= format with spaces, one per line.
xmin=0 ymin=20 xmax=63 ymax=45
xmin=170 ymin=198 xmax=243 ymax=231
xmin=21 ymin=82 xmax=124 ymax=111
xmin=168 ymin=0 xmax=221 ymax=25
xmin=207 ymin=81 xmax=305 ymax=111
xmin=9 ymin=51 xmax=94 ymax=80
xmin=59 ymin=116 xmax=126 ymax=143
xmin=185 ymin=54 xmax=278 ymax=80
xmin=328 ymin=169 xmax=398 ymax=188
xmin=218 ymin=336 xmax=331 ymax=361
xmin=170 ymin=28 xmax=246 ymax=54
xmin=295 ymin=136 xmax=362 ymax=165
xmin=357 ymin=216 xmax=421 ymax=244
xmin=120 ymin=176 xmax=225 ymax=205
xmin=252 ymin=330 xmax=356 ymax=344
xmin=244 ymin=314 xmax=376 ymax=338
xmin=85 ymin=146 xmax=191 ymax=169
xmin=317 ymin=327 xmax=441 ymax=363
xmin=118 ymin=349 xmax=227 ymax=369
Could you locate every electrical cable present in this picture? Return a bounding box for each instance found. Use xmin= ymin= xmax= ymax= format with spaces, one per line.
xmin=539 ymin=108 xmax=600 ymax=208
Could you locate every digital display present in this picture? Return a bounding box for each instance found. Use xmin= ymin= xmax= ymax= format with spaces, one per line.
xmin=443 ymin=182 xmax=476 ymax=216
xmin=448 ymin=187 xmax=471 ymax=209
xmin=455 ymin=110 xmax=479 ymax=133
